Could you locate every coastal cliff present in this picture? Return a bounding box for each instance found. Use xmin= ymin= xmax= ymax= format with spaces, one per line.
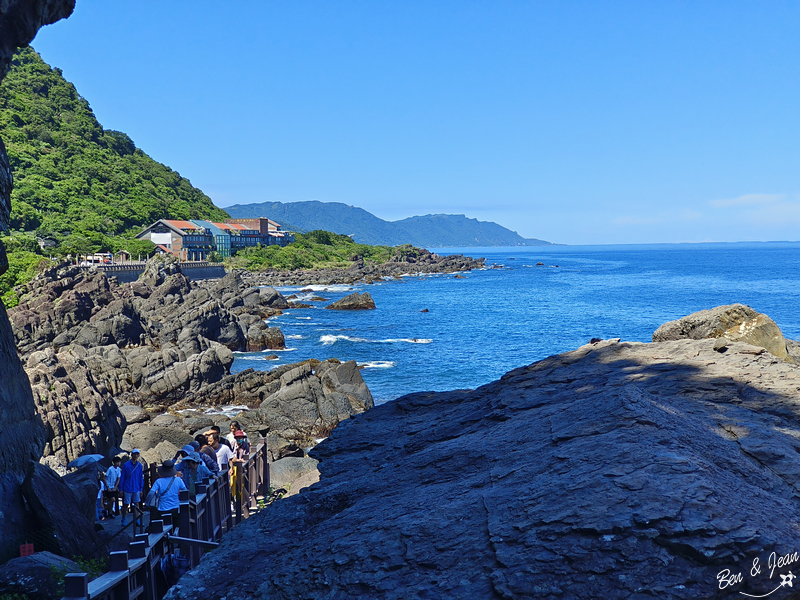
xmin=167 ymin=314 xmax=800 ymax=599
xmin=0 ymin=0 xmax=75 ymax=560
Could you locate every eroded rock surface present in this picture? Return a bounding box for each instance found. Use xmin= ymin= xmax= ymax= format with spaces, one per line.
xmin=7 ymin=258 xmax=291 ymax=466
xmin=653 ymin=303 xmax=792 ymax=361
xmin=168 ymin=336 xmax=800 ymax=600
xmin=0 ymin=0 xmax=76 ymax=562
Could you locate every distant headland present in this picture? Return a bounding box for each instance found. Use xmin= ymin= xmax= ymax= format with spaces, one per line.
xmin=224 ymin=200 xmax=553 ymax=248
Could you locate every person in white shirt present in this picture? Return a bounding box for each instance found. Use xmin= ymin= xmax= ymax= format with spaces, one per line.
xmin=104 ymin=456 xmax=122 ymax=518
xmin=211 ymin=432 xmax=234 ymax=470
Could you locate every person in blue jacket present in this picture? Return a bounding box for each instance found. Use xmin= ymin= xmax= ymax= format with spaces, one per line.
xmin=120 ymin=449 xmax=144 ymax=526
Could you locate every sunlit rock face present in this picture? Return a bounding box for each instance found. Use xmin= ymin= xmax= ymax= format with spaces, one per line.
xmin=167 ymin=332 xmax=800 ymax=600
xmin=0 ymin=0 xmax=75 ymax=559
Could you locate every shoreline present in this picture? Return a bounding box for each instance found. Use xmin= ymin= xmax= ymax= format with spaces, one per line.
xmin=236 ymin=249 xmax=484 ymax=287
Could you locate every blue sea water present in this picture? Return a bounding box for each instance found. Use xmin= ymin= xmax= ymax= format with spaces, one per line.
xmin=232 ymin=242 xmax=800 ymax=405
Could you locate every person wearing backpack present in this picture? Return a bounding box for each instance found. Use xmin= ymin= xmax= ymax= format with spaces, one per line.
xmin=146 ymin=460 xmax=187 ymax=526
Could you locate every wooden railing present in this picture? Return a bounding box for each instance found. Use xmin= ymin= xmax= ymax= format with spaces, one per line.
xmin=62 ymin=442 xmax=269 ymax=600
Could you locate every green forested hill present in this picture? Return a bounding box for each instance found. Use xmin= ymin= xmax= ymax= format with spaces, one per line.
xmin=0 ymin=47 xmax=228 ymax=251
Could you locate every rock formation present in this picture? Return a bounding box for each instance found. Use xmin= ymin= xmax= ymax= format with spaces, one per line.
xmin=240 ymin=248 xmax=484 ymax=287
xmin=0 ymin=0 xmax=76 ymax=563
xmin=7 ymin=260 xmax=290 ymax=467
xmin=167 ymin=327 xmax=800 ymax=600
xmin=324 ymin=291 xmax=376 ymax=310
xmin=166 ymin=358 xmax=374 ymax=450
xmin=653 ymin=303 xmax=793 ymax=362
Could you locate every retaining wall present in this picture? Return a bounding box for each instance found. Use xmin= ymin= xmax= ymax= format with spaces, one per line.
xmin=79 ymin=263 xmax=226 ymax=283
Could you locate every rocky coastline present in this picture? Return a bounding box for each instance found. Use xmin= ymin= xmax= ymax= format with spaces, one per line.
xmin=238 ymin=247 xmax=485 ymax=287
xmin=7 ymin=256 xmax=373 ymax=469
xmin=163 ymin=304 xmax=800 ymax=600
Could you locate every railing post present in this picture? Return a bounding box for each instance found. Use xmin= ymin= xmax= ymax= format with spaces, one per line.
xmin=64 ymin=573 xmax=88 ymax=599
xmin=234 ymin=464 xmax=243 ymax=525
xmin=109 ymin=551 xmax=129 ymax=572
xmin=129 ymin=540 xmax=147 ymax=559
xmin=262 ymin=441 xmax=270 ymax=498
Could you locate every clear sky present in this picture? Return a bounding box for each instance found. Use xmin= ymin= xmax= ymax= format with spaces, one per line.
xmin=28 ymin=1 xmax=800 ymax=245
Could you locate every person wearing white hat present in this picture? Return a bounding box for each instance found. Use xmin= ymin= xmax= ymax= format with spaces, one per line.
xmin=120 ymin=449 xmax=144 ymax=526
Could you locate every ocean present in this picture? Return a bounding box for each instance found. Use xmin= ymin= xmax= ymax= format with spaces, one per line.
xmin=231 ymin=242 xmax=800 ymax=406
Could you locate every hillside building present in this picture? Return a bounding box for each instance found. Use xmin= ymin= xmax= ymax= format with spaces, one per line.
xmin=136 ymin=217 xmax=293 ymax=260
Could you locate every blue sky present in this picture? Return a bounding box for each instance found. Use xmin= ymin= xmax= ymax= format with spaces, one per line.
xmin=29 ymin=1 xmax=800 ymax=245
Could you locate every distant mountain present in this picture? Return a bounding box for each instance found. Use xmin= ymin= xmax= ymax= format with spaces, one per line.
xmin=224 ymin=200 xmax=552 ymax=247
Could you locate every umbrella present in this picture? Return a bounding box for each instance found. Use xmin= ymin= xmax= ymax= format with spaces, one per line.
xmin=67 ymin=454 xmax=106 ymax=469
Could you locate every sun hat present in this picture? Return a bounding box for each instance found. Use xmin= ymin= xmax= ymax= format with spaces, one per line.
xmin=182 ymin=452 xmax=201 ymax=464
xmin=158 ymin=460 xmax=177 ymax=477
xmin=131 ymin=449 xmax=141 ymax=454
xmin=180 ymin=444 xmax=194 ymax=455
xmin=233 ymin=430 xmax=246 ymax=438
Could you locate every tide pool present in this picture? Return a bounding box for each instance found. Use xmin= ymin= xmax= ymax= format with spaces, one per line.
xmin=232 ymin=242 xmax=800 ymax=405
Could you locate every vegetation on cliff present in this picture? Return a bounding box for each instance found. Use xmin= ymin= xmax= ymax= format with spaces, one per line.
xmin=227 ymin=230 xmax=396 ymax=271
xmin=0 ymin=47 xmax=226 ymax=245
xmin=0 ymin=47 xmax=231 ymax=305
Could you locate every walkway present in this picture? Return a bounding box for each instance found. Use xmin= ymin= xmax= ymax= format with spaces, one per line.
xmin=62 ymin=441 xmax=269 ymax=600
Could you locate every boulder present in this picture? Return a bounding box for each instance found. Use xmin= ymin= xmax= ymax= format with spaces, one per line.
xmin=653 ymin=303 xmax=791 ymax=361
xmin=324 ymin=292 xmax=376 ymax=310
xmin=62 ymin=461 xmax=106 ymax=522
xmin=21 ymin=461 xmax=102 ymax=560
xmin=126 ymin=424 xmax=193 ymax=454
xmin=183 ymin=416 xmax=215 ymax=432
xmin=118 ymin=404 xmax=149 ymax=424
xmin=246 ymin=322 xmax=285 ymax=352
xmin=150 ymin=413 xmax=184 ymax=429
xmin=269 ymin=456 xmax=319 ymax=494
xmin=0 ymin=552 xmax=81 ymax=600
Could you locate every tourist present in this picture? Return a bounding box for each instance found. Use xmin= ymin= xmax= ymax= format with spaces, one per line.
xmin=180 ymin=452 xmax=213 ymax=498
xmin=205 ymin=426 xmax=233 ymax=451
xmin=146 ymin=459 xmax=187 ymax=526
xmin=120 ymin=449 xmax=144 ymax=526
xmin=232 ymin=430 xmax=250 ymax=461
xmin=104 ymin=456 xmax=122 ymax=518
xmin=230 ymin=430 xmax=250 ymax=501
xmin=210 ymin=431 xmax=234 ymax=471
xmin=176 ymin=444 xmax=219 ymax=476
xmin=96 ymin=470 xmax=108 ymax=522
xmin=195 ymin=434 xmax=219 ymax=469
xmin=226 ymin=421 xmax=248 ymax=448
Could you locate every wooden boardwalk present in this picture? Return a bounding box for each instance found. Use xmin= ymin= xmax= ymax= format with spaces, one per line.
xmin=62 ymin=441 xmax=270 ymax=600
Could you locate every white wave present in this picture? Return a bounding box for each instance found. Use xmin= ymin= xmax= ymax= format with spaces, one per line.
xmin=296 ymin=316 xmax=312 ymax=320
xmin=277 ymin=284 xmax=355 ymax=293
xmin=204 ymin=405 xmax=251 ymax=418
xmin=286 ymin=334 xmax=304 ymax=340
xmin=358 ymin=361 xmax=396 ymax=369
xmin=320 ymin=334 xmax=368 ymax=345
xmin=320 ymin=334 xmax=431 ymax=346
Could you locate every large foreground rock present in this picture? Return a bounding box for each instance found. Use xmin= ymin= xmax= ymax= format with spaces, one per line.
xmin=0 ymin=0 xmax=76 ymax=562
xmin=653 ymin=303 xmax=791 ymax=361
xmin=168 ymin=336 xmax=800 ymax=600
xmin=0 ymin=552 xmax=80 ymax=600
xmin=21 ymin=461 xmax=102 ymax=560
